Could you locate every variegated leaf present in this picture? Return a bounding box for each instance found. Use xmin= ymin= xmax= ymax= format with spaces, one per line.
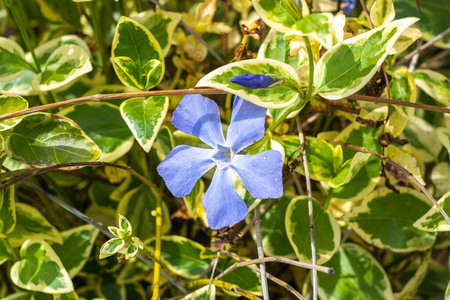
xmin=252 ymin=0 xmax=302 ymax=33
xmin=412 ymin=69 xmax=450 ymax=106
xmin=285 ymin=13 xmax=334 ymax=49
xmin=370 ymin=0 xmax=395 ymax=27
xmin=0 ymin=94 xmax=28 ymax=131
xmin=413 ymin=192 xmax=450 ymax=232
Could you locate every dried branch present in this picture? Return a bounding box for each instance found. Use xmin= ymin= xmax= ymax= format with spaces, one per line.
xmin=295 ymin=116 xmax=317 ymax=300
xmin=327 ymin=141 xmax=450 ymax=226
xmin=254 ymin=203 xmax=270 ymax=300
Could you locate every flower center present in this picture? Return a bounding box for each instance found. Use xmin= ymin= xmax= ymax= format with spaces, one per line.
xmin=212 ymin=144 xmax=233 ymax=169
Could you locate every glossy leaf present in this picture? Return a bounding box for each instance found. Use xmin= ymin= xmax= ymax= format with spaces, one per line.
xmin=328 ymin=152 xmax=371 ymax=187
xmin=412 ymin=69 xmax=450 ymax=106
xmin=318 ymin=244 xmax=394 ymax=300
xmin=0 ymin=70 xmax=36 ymax=96
xmin=0 ymin=238 xmax=13 ymax=265
xmin=286 ymin=196 xmax=340 ymax=264
xmin=132 ymin=8 xmax=182 ymax=56
xmin=314 ymin=18 xmax=418 ymax=100
xmin=5 ymin=113 xmax=101 ymax=167
xmin=31 ymin=45 xmax=92 ymax=92
xmin=197 ymin=58 xmax=301 ymax=108
xmin=370 ymin=0 xmax=395 ymax=27
xmin=385 ymin=144 xmax=425 ymax=185
xmin=117 ymin=185 xmax=171 ymax=241
xmin=51 ymin=225 xmax=99 ymax=278
xmin=120 ymin=97 xmax=168 ymax=153
xmin=181 ymin=285 xmax=215 ymax=300
xmin=0 ymin=37 xmax=30 ymax=81
xmin=35 ymin=0 xmax=81 ymax=29
xmin=393 ymin=0 xmax=450 ymax=48
xmin=252 ymin=0 xmax=302 ymax=33
xmin=345 ymin=187 xmax=436 ymax=252
xmin=7 ymin=203 xmax=62 ymax=248
xmin=0 ymin=186 xmax=15 ymax=236
xmin=286 ymin=13 xmax=334 ymax=49
xmin=389 ymin=28 xmax=422 ymax=55
xmin=414 ymin=192 xmax=450 ymax=232
xmin=99 ymin=238 xmax=124 ymax=259
xmin=60 ymin=103 xmax=133 ymax=162
xmin=111 ymin=16 xmax=165 ymax=91
xmin=389 ymin=67 xmax=416 ymax=119
xmin=10 ymin=239 xmax=73 ymax=293
xmin=0 ymin=94 xmax=28 ymax=131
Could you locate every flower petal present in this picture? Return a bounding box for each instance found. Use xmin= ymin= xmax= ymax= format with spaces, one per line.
xmin=202 ymin=167 xmax=248 ymax=229
xmin=172 ymin=94 xmax=226 ymax=148
xmin=226 ymin=97 xmax=267 ymax=153
xmin=231 ymin=150 xmax=283 ymax=199
xmin=157 ymin=145 xmax=216 ymax=197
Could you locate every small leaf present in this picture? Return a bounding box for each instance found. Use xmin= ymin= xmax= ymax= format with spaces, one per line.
xmin=118 ymin=214 xmax=132 ymax=236
xmin=344 ymin=187 xmax=436 ymax=252
xmin=252 ymin=0 xmax=302 ymax=33
xmin=5 ymin=113 xmax=101 ymax=167
xmin=108 ymin=226 xmax=126 ymax=239
xmin=0 ymin=185 xmax=16 ymax=235
xmin=314 ymin=18 xmax=418 ymax=100
xmin=51 ymin=224 xmax=99 ymax=278
xmin=318 ymin=244 xmax=394 ymax=299
xmin=60 ymin=103 xmax=134 ymax=163
xmin=0 ymin=37 xmax=30 ymax=81
xmin=111 ymin=16 xmax=165 ymax=91
xmin=197 ymin=58 xmax=301 ymax=108
xmin=414 ymin=192 xmax=450 ymax=232
xmin=120 ymin=97 xmax=169 ymax=153
xmin=370 ymin=0 xmax=395 ymax=27
xmin=385 ymin=144 xmax=425 ymax=185
xmin=7 ymin=203 xmax=63 ymax=248
xmin=181 ymin=285 xmax=216 ymax=300
xmin=389 ymin=28 xmax=422 ymax=55
xmin=10 ymin=239 xmax=73 ymax=293
xmin=285 ymin=13 xmax=334 ymax=49
xmin=412 ymin=69 xmax=450 ymax=106
xmin=389 ymin=67 xmax=417 ymax=119
xmin=99 ymin=238 xmax=124 ymax=259
xmin=286 ymin=196 xmax=340 ymax=264
xmin=0 ymin=94 xmax=29 ymax=131
xmin=328 ymin=152 xmax=371 ymax=187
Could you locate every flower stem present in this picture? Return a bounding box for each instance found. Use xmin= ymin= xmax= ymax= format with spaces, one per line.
xmin=303 ymin=36 xmax=315 ymax=100
xmin=8 ymin=3 xmax=41 ymax=72
xmin=152 ymin=195 xmax=163 ymax=300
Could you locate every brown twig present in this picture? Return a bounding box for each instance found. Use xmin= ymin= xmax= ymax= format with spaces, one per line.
xmin=295 ymin=116 xmax=317 ymax=300
xmin=327 ymin=141 xmax=450 ymax=226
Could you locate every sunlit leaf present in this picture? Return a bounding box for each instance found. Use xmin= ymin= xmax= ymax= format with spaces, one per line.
xmin=35 ymin=0 xmax=81 ymax=29
xmin=0 ymin=186 xmax=15 ymax=236
xmin=370 ymin=0 xmax=395 ymax=27
xmin=0 ymin=95 xmax=28 ymax=132
xmin=5 ymin=113 xmax=101 ymax=167
xmin=314 ymin=18 xmax=418 ymax=100
xmin=10 ymin=239 xmax=73 ymax=293
xmin=0 ymin=37 xmax=30 ymax=82
xmin=252 ymin=0 xmax=302 ymax=33
xmin=414 ymin=192 xmax=450 ymax=232
xmin=181 ymin=285 xmax=215 ymax=300
xmin=285 ymin=13 xmax=334 ymax=49
xmin=389 ymin=67 xmax=417 ymax=119
xmin=412 ymin=69 xmax=450 ymax=106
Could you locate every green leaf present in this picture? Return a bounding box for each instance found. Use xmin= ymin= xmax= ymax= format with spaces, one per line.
xmin=5 ymin=113 xmax=101 ymax=167
xmin=98 ymin=277 xmax=125 ymax=300
xmin=99 ymin=238 xmax=124 ymax=259
xmin=118 ymin=214 xmax=132 ymax=236
xmin=431 ymin=162 xmax=450 ymax=197
xmin=117 ymin=185 xmax=171 ymax=241
xmin=53 ymin=291 xmax=80 ymax=300
xmin=60 ymin=103 xmax=133 ymax=162
xmin=0 ymin=37 xmax=31 ymax=81
xmin=0 ymin=185 xmax=16 ymax=236
xmin=257 ymin=29 xmax=304 ymax=69
xmin=0 ymin=238 xmax=14 ymax=265
xmin=286 ymin=196 xmax=340 ymax=264
xmin=389 ymin=67 xmax=417 ymax=119
xmin=255 ymin=196 xmax=296 ymax=258
xmin=35 ymin=0 xmax=81 ymax=29
xmin=252 ymin=0 xmax=302 ymax=33
xmin=34 ymin=36 xmax=91 ymax=68
xmin=314 ymin=18 xmax=418 ymax=100
xmin=413 ymin=192 xmax=450 ymax=232
xmin=393 ymin=251 xmax=431 ymax=299
xmin=385 ymin=144 xmax=424 ymax=185
xmin=328 ymin=152 xmax=371 ymax=187
xmin=301 ymin=137 xmax=337 ymax=181
xmin=285 ymin=13 xmax=334 ymax=49
xmin=344 ymin=187 xmax=436 ymax=252
xmin=145 ymin=235 xmax=216 ymax=279
xmin=197 ymin=58 xmax=301 ymax=108
xmin=393 ymin=0 xmax=450 ymax=49
xmin=401 ymin=116 xmax=442 ymax=163
xmin=0 ymin=94 xmax=28 ymax=131
xmin=412 ymin=69 xmax=450 ymax=106
xmin=389 ymin=28 xmax=423 ymax=55
xmin=370 ymin=0 xmax=395 ymax=27
xmin=32 ymin=45 xmax=92 ymax=93
xmin=318 ymin=244 xmax=394 ymax=300
xmin=7 ymin=203 xmax=62 ymax=248
xmin=437 ymin=127 xmax=450 ymax=157
xmin=10 ymin=239 xmax=73 ymax=293
xmin=183 ymin=179 xmax=204 ymax=220
xmin=51 ymin=224 xmax=99 ymax=278
xmin=120 ymin=96 xmax=169 ymax=153
xmin=0 ymin=70 xmax=36 ymax=96
xmin=181 ymin=285 xmax=215 ymax=300
xmin=132 ymin=8 xmax=182 ymax=56
xmin=111 ymin=16 xmax=165 ymax=91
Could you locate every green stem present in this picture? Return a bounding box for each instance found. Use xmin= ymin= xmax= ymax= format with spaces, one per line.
xmin=8 ymin=3 xmax=41 ymax=72
xmin=133 ymin=0 xmax=143 ymax=12
xmin=137 ymin=247 xmax=164 ymax=266
xmin=169 ymin=67 xmax=182 ymax=90
xmin=225 ymin=93 xmax=232 ymax=123
xmin=267 ymin=101 xmax=306 ymax=132
xmin=152 ymin=196 xmax=162 ymax=300
xmin=5 ymin=238 xmax=19 ymax=262
xmin=304 ymin=36 xmax=315 ymax=100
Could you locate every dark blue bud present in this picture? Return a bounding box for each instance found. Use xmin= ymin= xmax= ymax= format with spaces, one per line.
xmin=230 ymin=74 xmax=283 ymax=89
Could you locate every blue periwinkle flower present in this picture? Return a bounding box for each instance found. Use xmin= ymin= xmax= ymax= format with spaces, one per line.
xmin=230 ymin=74 xmax=282 ymax=89
xmin=157 ymin=95 xmax=283 ymax=229
xmin=332 ymin=0 xmax=356 ymax=16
